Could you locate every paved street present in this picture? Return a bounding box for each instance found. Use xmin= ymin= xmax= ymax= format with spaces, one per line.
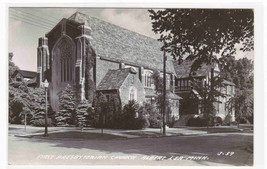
xmin=8 ymin=125 xmax=253 ymax=166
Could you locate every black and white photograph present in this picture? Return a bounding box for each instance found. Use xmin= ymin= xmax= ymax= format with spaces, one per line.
xmin=1 ymin=2 xmax=265 ymax=168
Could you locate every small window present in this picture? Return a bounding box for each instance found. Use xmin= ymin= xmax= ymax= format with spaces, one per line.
xmin=177 ymin=80 xmax=180 ymax=87
xmin=130 ymin=75 xmax=134 ymax=84
xmin=129 ymin=86 xmax=137 ymax=101
xmin=16 ymin=77 xmax=22 ymax=82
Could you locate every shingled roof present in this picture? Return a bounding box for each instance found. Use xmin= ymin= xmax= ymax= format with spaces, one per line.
xmin=97 ymin=68 xmax=135 ymax=91
xmin=222 ymin=80 xmax=236 ymax=86
xmin=68 ymin=12 xmax=176 ymax=74
xmin=12 ymin=70 xmax=37 ymax=79
xmin=173 ymin=60 xmax=216 ymax=78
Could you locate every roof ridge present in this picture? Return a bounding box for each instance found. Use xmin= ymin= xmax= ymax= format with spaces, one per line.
xmin=68 ymin=11 xmax=159 ymax=41
xmin=19 ymin=70 xmax=37 ymax=73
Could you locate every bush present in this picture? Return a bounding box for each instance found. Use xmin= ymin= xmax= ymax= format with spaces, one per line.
xmin=167 ymin=116 xmax=176 ymax=128
xmin=239 ymin=117 xmax=250 ymax=124
xmin=212 ymin=116 xmax=223 ymax=126
xmin=187 ymin=116 xmax=207 ymax=127
xmin=133 ymin=115 xmax=150 ymax=129
xmin=139 ymin=102 xmax=162 ymax=128
xmin=149 ymin=119 xmax=162 ymax=128
xmin=87 ymin=107 xmax=99 ymax=127
xmin=223 ymin=114 xmax=233 ymax=126
xmin=120 ymin=100 xmax=149 ymax=130
xmin=230 ymin=121 xmax=238 ymax=126
xmin=32 ymin=118 xmax=54 ymax=127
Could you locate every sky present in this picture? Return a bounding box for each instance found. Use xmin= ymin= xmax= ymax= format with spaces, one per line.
xmin=8 ymin=8 xmax=254 ymax=72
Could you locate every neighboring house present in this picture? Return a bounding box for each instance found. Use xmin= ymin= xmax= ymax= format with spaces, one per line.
xmin=173 ymin=59 xmax=235 ymax=121
xmin=36 ymin=12 xmax=181 ymax=122
xmin=11 ymin=70 xmax=37 ymax=87
xmin=218 ymin=80 xmax=236 ymax=120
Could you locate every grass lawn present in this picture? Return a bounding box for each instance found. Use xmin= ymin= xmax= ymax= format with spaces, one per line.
xmin=189 ymin=127 xmax=248 ymax=133
xmin=123 ymin=131 xmax=171 ymax=137
xmin=33 ymin=131 xmax=127 ymax=140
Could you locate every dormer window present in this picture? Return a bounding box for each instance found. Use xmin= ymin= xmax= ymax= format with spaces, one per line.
xmin=16 ymin=77 xmax=22 ymax=82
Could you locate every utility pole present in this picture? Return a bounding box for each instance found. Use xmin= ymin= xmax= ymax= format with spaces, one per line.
xmin=162 ymin=43 xmax=167 ymax=135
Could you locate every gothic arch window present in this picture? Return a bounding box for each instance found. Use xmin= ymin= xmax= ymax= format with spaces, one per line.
xmin=144 ymin=70 xmax=152 ymax=88
xmin=57 ymin=38 xmax=74 ymax=82
xmin=129 ymin=86 xmax=137 ymax=101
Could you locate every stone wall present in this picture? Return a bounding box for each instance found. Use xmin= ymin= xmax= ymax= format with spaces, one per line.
xmin=119 ymin=72 xmax=146 ymax=106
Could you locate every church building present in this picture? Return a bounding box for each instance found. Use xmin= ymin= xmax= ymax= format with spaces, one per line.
xmin=37 ymin=12 xmax=181 ymax=121
xmin=36 ymin=12 xmax=235 ymax=124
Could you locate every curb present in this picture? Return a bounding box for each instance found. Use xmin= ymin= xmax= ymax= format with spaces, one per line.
xmin=13 ymin=129 xmax=250 ymax=140
xmin=14 ymin=135 xmax=33 ymax=138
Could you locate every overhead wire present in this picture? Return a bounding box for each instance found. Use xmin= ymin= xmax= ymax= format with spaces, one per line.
xmin=9 ymin=8 xmax=86 ymax=34
xmin=10 ymin=10 xmax=55 ymax=29
xmin=30 ymin=8 xmax=61 ymax=23
xmin=9 ymin=15 xmax=51 ymax=30
xmin=10 ymin=8 xmax=58 ymax=26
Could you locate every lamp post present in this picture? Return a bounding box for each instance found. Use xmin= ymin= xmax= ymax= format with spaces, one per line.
xmin=43 ymin=79 xmax=49 ymax=137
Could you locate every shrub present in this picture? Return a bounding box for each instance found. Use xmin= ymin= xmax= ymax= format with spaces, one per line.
xmin=56 ymin=84 xmax=76 ymax=126
xmin=167 ymin=116 xmax=176 ymax=128
xmin=121 ymin=100 xmax=149 ymax=130
xmin=223 ymin=114 xmax=233 ymax=126
xmin=230 ymin=121 xmax=238 ymax=126
xmin=76 ymin=100 xmax=91 ymax=127
xmin=187 ymin=116 xmax=207 ymax=127
xmin=133 ymin=115 xmax=150 ymax=129
xmin=239 ymin=117 xmax=250 ymax=124
xmin=139 ymin=102 xmax=162 ymax=128
xmin=32 ymin=118 xmax=54 ymax=127
xmin=212 ymin=116 xmax=223 ymax=126
xmin=149 ymin=119 xmax=162 ymax=128
xmin=87 ymin=107 xmax=99 ymax=127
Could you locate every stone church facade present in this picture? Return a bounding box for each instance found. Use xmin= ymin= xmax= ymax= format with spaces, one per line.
xmin=37 ymin=12 xmax=235 ymax=124
xmin=37 ymin=12 xmax=181 ymax=121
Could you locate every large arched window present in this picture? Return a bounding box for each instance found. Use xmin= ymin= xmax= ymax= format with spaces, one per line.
xmin=59 ymin=39 xmax=74 ymax=82
xmin=129 ymin=86 xmax=137 ymax=101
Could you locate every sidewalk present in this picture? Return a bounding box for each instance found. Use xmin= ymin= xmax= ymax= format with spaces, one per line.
xmin=9 ymin=124 xmax=250 ymax=140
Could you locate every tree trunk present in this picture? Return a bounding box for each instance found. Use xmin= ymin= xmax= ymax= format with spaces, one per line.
xmin=80 ymin=126 xmax=83 ymax=132
xmin=237 ymin=117 xmax=240 ymax=128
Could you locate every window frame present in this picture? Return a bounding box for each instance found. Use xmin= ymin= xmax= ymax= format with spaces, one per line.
xmin=144 ymin=70 xmax=153 ymax=88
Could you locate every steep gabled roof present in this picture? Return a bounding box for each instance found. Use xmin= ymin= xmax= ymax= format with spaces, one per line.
xmin=12 ymin=70 xmax=37 ymax=79
xmin=173 ymin=60 xmax=216 ymax=78
xmin=97 ymin=68 xmax=136 ymax=91
xmin=222 ymin=80 xmax=236 ymax=86
xmin=169 ymin=92 xmax=182 ymax=100
xmin=68 ymin=12 xmax=176 ymax=74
